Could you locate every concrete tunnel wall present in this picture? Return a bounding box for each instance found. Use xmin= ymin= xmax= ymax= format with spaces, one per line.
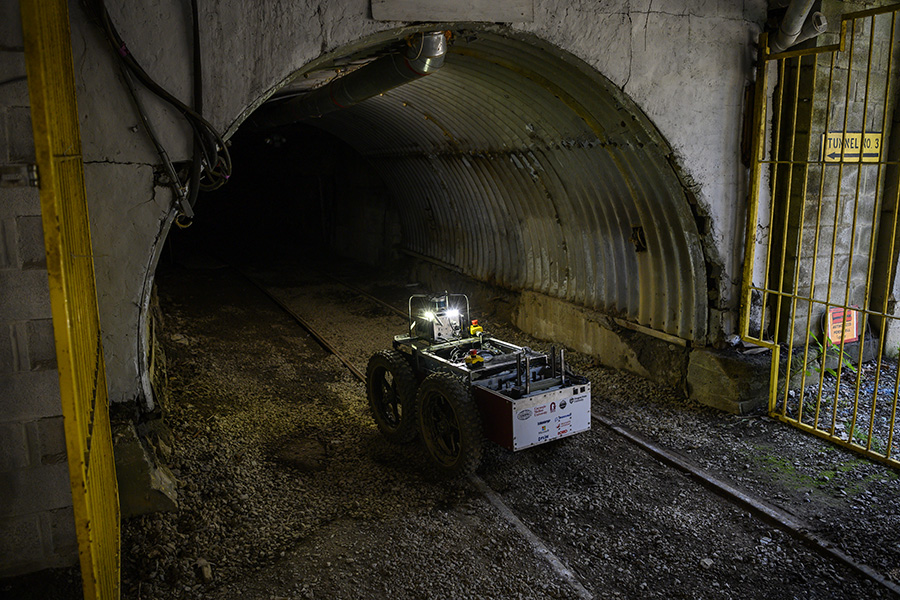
xmin=70 ymin=0 xmax=766 ymax=409
xmin=0 ymin=0 xmax=768 ymax=575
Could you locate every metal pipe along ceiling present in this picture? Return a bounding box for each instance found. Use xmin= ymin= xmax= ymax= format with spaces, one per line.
xmin=255 ymin=32 xmax=448 ymax=127
xmin=300 ymin=32 xmax=708 ymax=342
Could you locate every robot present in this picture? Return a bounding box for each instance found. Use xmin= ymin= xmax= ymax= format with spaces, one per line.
xmin=366 ymin=292 xmax=591 ymax=476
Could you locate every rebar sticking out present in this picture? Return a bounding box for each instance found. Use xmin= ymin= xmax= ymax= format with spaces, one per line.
xmin=516 ymin=352 xmax=523 ymax=388
xmin=524 ymin=355 xmax=531 ymax=396
xmin=550 ymin=345 xmax=557 ymax=377
xmin=559 ymin=349 xmax=566 ymax=386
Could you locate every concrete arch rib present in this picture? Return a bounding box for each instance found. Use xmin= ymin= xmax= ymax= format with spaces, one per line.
xmin=288 ymin=29 xmax=708 ymax=343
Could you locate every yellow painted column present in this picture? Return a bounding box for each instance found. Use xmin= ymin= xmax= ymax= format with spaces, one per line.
xmin=20 ymin=0 xmax=121 ymax=598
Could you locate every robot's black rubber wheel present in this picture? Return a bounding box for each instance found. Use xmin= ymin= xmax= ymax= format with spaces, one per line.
xmin=417 ymin=372 xmax=484 ymax=477
xmin=366 ymin=349 xmax=418 ymax=443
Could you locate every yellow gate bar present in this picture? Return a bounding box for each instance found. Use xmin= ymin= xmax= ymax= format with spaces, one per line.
xmin=742 ymin=5 xmax=900 ymax=470
xmin=20 ymin=1 xmax=121 ymax=598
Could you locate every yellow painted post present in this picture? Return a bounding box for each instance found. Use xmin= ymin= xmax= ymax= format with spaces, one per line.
xmin=740 ymin=34 xmax=769 ymax=340
xmin=20 ymin=0 xmax=121 ymax=598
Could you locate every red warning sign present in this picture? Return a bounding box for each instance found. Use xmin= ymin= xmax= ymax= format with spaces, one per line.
xmin=826 ymin=307 xmax=858 ymax=345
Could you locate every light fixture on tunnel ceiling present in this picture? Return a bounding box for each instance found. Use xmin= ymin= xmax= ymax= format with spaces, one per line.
xmin=252 ymin=31 xmax=449 ymax=129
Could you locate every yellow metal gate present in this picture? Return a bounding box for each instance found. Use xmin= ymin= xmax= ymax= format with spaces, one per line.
xmin=21 ymin=0 xmax=121 ymax=598
xmin=742 ymin=5 xmax=900 ymax=468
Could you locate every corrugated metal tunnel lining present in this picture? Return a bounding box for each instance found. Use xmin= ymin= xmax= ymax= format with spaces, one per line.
xmin=276 ymin=30 xmax=709 ymax=342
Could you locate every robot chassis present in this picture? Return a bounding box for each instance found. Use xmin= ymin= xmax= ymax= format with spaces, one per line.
xmin=366 ymin=292 xmax=592 ymax=476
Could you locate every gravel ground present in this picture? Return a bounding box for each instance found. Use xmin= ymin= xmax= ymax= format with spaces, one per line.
xmin=784 ymin=358 xmax=900 ymax=458
xmin=12 ymin=256 xmax=896 ymax=599
xmin=109 ymin=257 xmax=900 ymax=600
xmin=123 ymin=262 xmax=588 ymax=600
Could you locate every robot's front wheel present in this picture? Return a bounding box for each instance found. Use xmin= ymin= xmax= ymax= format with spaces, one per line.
xmin=417 ymin=372 xmax=484 ymax=477
xmin=366 ymin=350 xmax=418 ymax=443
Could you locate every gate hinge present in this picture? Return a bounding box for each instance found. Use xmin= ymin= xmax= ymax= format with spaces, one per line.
xmin=1 ymin=164 xmax=39 ymax=188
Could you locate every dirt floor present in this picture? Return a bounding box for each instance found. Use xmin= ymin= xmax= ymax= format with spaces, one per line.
xmin=5 ymin=256 xmax=899 ymax=599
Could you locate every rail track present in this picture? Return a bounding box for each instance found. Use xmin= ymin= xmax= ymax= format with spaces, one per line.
xmin=237 ymin=265 xmax=900 ymax=598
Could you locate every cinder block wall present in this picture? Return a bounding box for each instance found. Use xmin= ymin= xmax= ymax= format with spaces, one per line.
xmin=0 ymin=1 xmax=77 ymax=578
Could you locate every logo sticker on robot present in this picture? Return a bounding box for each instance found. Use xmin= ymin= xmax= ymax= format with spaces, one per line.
xmin=560 ymin=400 xmax=567 ymax=410
xmin=550 ymin=402 xmax=557 ymax=413
xmin=517 ymin=409 xmax=532 ymax=421
xmin=534 ymin=405 xmax=548 ymax=416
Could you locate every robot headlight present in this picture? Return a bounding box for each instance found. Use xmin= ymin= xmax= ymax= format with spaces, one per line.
xmin=445 ymin=308 xmax=460 ymax=320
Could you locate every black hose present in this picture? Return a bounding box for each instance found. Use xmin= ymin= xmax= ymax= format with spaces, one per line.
xmin=117 ymin=61 xmax=189 ymax=216
xmin=178 ymin=0 xmax=204 ymax=228
xmin=88 ymin=0 xmax=231 ymax=219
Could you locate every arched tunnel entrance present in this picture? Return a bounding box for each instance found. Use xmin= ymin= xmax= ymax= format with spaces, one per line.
xmin=170 ymin=28 xmax=710 ymax=347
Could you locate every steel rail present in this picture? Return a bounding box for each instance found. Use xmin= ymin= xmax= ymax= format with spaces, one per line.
xmin=592 ymin=415 xmax=900 ymax=597
xmin=236 ymin=269 xmax=366 ymax=381
xmin=238 ymin=264 xmax=899 ymax=597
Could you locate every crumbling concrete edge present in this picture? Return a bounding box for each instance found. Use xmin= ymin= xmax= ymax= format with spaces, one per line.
xmin=137 ymin=203 xmax=177 ymax=414
xmin=115 ymin=199 xmax=178 ymax=518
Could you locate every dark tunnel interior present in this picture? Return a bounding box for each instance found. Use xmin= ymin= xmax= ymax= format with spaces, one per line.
xmin=162 ymin=124 xmax=397 ymax=270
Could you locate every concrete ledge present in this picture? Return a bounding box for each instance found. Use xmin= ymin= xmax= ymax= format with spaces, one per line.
xmin=686 ymin=347 xmax=769 ymax=414
xmin=512 ymin=291 xmax=689 ymax=386
xmin=409 ymin=258 xmax=771 ymax=414
xmin=113 ymin=420 xmax=177 ymax=518
xmin=409 ymin=261 xmax=690 ymax=386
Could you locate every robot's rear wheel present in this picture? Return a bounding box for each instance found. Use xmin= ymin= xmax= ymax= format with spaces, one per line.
xmin=366 ymin=350 xmax=418 ymax=443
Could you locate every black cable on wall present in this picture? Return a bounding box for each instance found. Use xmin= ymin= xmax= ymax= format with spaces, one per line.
xmin=86 ymin=0 xmax=232 ymax=223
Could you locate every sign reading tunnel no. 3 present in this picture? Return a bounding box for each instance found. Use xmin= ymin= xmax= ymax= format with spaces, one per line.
xmin=821 ymin=132 xmax=883 ymax=163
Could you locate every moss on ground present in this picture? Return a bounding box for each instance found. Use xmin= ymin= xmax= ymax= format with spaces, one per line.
xmin=750 ymin=443 xmax=883 ymax=498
